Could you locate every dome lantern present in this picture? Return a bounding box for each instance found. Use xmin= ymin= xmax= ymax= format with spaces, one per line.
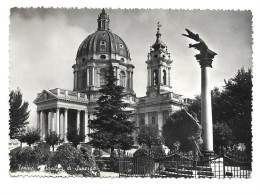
xmin=97 ymin=8 xmax=110 ymax=31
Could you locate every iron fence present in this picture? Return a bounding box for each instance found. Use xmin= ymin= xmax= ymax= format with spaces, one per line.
xmin=118 ymin=150 xmax=251 ymax=178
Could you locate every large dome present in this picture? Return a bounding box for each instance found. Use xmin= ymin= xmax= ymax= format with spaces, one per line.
xmin=76 ymin=9 xmax=131 ymax=63
xmin=76 ymin=31 xmax=131 ymax=60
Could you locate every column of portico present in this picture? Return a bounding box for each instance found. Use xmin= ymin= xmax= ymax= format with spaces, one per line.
xmin=48 ymin=111 xmax=51 ymax=132
xmin=41 ymin=111 xmax=45 ymax=140
xmin=77 ymin=110 xmax=81 ymax=133
xmin=51 ymin=110 xmax=55 ymax=133
xmin=56 ymin=108 xmax=60 ymax=135
xmin=38 ymin=111 xmax=42 ymax=139
xmin=145 ymin=112 xmax=149 ymax=125
xmin=37 ymin=111 xmax=41 ymax=130
xmin=63 ymin=108 xmax=68 ymax=141
xmin=44 ymin=110 xmax=49 ymax=137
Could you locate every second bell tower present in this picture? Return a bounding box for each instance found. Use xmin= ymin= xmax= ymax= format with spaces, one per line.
xmin=146 ymin=22 xmax=173 ymax=98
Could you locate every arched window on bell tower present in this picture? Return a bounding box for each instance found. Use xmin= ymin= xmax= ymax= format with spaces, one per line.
xmin=153 ymin=69 xmax=158 ymax=85
xmin=100 ymin=68 xmax=106 ymax=86
xmin=119 ymin=71 xmax=126 ymax=87
xmin=163 ymin=69 xmax=167 ymax=85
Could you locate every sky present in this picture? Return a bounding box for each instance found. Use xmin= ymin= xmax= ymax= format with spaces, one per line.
xmin=9 ymin=8 xmax=253 ymax=127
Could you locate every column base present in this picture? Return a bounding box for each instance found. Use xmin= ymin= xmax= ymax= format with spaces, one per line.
xmin=200 ymin=150 xmax=216 ymax=167
xmin=202 ymin=150 xmax=215 ymax=156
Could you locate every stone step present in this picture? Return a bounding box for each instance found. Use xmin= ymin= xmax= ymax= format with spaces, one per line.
xmin=160 ymin=171 xmax=194 ymax=178
xmin=165 ymin=167 xmax=193 ymax=175
xmin=178 ymin=165 xmax=212 ymax=172
xmin=197 ymin=171 xmax=214 ymax=177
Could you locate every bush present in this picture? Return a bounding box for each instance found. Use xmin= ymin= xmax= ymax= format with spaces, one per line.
xmin=136 ymin=124 xmax=164 ymax=148
xmin=47 ymin=143 xmax=99 ymax=177
xmin=34 ymin=142 xmax=51 ymax=164
xmin=67 ymin=129 xmax=85 ymax=148
xmin=97 ymin=160 xmax=106 ymax=171
xmin=19 ymin=128 xmax=41 ymax=146
xmin=92 ymin=149 xmax=106 ymax=171
xmin=107 ymin=156 xmax=119 ymax=172
xmin=93 ymin=149 xmax=102 ymax=158
xmin=10 ymin=146 xmax=42 ymax=172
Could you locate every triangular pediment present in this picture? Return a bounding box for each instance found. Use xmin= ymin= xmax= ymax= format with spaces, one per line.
xmin=33 ymin=90 xmax=57 ymax=104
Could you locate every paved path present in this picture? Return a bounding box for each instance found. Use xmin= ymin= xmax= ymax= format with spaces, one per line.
xmin=100 ymin=171 xmax=119 ymax=178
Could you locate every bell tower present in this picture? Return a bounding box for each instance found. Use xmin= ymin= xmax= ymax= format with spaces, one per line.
xmin=146 ymin=22 xmax=173 ymax=98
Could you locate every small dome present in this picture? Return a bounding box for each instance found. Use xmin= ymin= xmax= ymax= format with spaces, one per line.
xmin=76 ymin=9 xmax=131 ymax=62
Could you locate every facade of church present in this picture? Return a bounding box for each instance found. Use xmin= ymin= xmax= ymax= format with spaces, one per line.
xmin=34 ymin=9 xmax=190 ymax=143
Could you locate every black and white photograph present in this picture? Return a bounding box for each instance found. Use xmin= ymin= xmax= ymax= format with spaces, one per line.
xmin=1 ymin=1 xmax=260 ymax=195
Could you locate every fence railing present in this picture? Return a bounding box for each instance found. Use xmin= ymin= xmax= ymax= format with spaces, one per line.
xmin=118 ymin=151 xmax=252 ymax=178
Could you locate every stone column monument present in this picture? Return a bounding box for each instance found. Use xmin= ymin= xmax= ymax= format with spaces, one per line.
xmin=182 ymin=29 xmax=217 ymax=153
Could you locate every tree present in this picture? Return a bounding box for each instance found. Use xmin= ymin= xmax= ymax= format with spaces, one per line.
xmin=213 ymin=122 xmax=235 ymax=154
xmin=67 ymin=129 xmax=86 ymax=148
xmin=136 ymin=124 xmax=163 ymax=148
xmin=9 ymin=88 xmax=30 ymax=139
xmin=162 ymin=110 xmax=203 ymax=152
xmin=222 ymin=68 xmax=252 ymax=156
xmin=19 ymin=127 xmax=41 ymax=147
xmin=45 ymin=131 xmax=63 ymax=152
xmin=88 ymin=64 xmax=135 ymax=155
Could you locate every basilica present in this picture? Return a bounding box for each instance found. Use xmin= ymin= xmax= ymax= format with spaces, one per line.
xmin=34 ymin=9 xmax=190 ymax=143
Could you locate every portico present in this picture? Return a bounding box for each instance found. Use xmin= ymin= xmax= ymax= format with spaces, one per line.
xmin=34 ymin=88 xmax=92 ymax=142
